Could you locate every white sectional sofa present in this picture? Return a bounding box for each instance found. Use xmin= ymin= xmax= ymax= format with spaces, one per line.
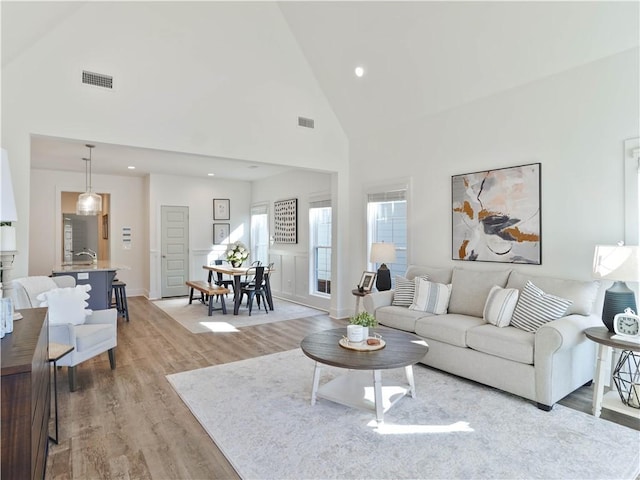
xmin=363 ymin=265 xmax=602 ymax=410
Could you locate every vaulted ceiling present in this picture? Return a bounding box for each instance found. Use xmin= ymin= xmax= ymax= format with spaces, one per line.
xmin=2 ymin=1 xmax=638 ymax=178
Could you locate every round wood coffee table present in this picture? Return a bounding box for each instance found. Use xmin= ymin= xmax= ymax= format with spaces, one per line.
xmin=300 ymin=327 xmax=429 ymax=423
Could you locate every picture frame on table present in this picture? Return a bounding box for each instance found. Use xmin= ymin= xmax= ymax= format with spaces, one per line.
xmin=358 ymin=271 xmax=377 ymax=292
xmin=213 ymin=223 xmax=230 ymax=245
xmin=213 ymin=199 xmax=230 ymax=220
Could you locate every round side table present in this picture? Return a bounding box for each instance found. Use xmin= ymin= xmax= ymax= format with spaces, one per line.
xmin=351 ymin=288 xmax=369 ymax=313
xmin=584 ymin=326 xmax=640 ymax=419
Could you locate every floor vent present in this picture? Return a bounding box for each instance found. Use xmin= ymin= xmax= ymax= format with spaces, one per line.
xmin=82 ymin=70 xmax=113 ymax=89
xmin=298 ymin=116 xmax=315 ymax=129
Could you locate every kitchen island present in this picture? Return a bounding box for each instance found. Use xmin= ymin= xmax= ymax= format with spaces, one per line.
xmin=51 ymin=261 xmax=128 ymax=310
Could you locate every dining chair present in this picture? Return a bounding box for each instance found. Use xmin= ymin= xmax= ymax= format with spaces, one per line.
xmin=239 ymin=266 xmax=269 ymax=316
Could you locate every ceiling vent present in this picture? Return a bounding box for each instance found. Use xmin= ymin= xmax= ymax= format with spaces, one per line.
xmin=298 ymin=116 xmax=315 ymax=129
xmin=82 ymin=70 xmax=113 ymax=89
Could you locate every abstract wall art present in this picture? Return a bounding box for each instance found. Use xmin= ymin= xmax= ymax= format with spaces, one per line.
xmin=452 ymin=163 xmax=541 ymax=264
xmin=274 ymin=198 xmax=298 ymax=244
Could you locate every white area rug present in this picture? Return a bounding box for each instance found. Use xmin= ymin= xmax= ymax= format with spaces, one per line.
xmin=167 ymin=349 xmax=640 ymax=480
xmin=153 ymin=297 xmax=326 ymax=333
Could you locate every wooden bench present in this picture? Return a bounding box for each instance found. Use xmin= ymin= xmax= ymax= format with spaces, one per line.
xmin=185 ymin=280 xmax=230 ymax=316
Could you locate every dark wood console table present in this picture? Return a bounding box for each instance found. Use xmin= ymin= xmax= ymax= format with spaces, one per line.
xmin=1 ymin=307 xmax=50 ymax=479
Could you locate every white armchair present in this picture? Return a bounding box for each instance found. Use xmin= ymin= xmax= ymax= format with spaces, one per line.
xmin=10 ymin=275 xmax=118 ymax=391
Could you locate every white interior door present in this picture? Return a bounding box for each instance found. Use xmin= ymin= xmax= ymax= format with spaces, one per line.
xmin=161 ymin=205 xmax=189 ymax=297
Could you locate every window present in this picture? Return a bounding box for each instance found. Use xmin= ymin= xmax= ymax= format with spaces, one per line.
xmin=367 ymin=189 xmax=407 ymax=283
xmin=250 ymin=203 xmax=269 ymax=265
xmin=309 ymin=200 xmax=332 ymax=295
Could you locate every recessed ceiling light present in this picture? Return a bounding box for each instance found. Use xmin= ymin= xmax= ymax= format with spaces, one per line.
xmin=355 ymin=66 xmax=365 ymax=77
xmin=127 ymin=166 xmax=135 ymax=170
xmin=208 ymin=173 xmax=215 ymax=176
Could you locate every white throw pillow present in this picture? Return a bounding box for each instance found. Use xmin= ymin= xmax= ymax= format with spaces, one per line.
xmin=483 ymin=285 xmax=519 ymax=327
xmin=510 ymin=281 xmax=572 ymax=332
xmin=37 ymin=285 xmax=93 ymax=325
xmin=409 ymin=278 xmax=451 ymax=314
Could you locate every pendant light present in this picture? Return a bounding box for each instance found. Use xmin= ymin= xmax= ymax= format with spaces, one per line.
xmin=76 ymin=144 xmax=102 ymax=215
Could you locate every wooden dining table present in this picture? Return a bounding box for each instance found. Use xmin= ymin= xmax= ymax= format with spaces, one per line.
xmin=202 ymin=264 xmax=275 ymax=315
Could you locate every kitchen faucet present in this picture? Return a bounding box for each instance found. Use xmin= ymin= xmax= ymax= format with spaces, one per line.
xmin=75 ymin=248 xmax=98 ymax=263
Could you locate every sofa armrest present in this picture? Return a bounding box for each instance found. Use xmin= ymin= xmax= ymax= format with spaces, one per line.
xmin=85 ymin=308 xmax=118 ymax=327
xmin=535 ymin=314 xmax=601 ymax=355
xmin=534 ymin=314 xmax=601 ymax=407
xmin=363 ymin=290 xmax=395 ymax=314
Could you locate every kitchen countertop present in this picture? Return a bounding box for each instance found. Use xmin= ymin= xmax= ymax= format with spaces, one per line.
xmin=52 ymin=261 xmax=130 ymax=273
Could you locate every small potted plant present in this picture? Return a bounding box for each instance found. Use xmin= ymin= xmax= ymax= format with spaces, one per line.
xmin=349 ymin=311 xmax=377 ymax=339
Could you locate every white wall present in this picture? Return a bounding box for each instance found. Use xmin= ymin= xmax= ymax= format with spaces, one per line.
xmin=252 ymin=169 xmax=333 ymax=311
xmin=349 ymin=49 xmax=640 ymax=287
xmin=147 ymin=174 xmax=251 ymax=299
xmin=1 ymin=2 xmax=349 ymax=284
xmin=29 ymin=169 xmax=146 ymax=295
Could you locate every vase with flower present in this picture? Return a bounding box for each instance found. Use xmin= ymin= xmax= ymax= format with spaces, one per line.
xmin=226 ymin=242 xmax=250 ymax=268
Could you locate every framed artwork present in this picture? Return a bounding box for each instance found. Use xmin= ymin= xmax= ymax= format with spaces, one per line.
xmin=452 ymin=162 xmax=541 ymax=264
xmin=102 ymin=214 xmax=109 ymax=240
xmin=274 ymin=198 xmax=298 ymax=244
xmin=213 ymin=223 xmax=230 ymax=245
xmin=213 ymin=199 xmax=230 ymax=220
xmin=358 ymin=271 xmax=377 ymax=292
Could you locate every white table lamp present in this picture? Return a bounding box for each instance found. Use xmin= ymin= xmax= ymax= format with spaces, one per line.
xmin=370 ymin=242 xmax=396 ymax=291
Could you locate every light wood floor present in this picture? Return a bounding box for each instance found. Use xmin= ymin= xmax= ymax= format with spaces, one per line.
xmin=45 ymin=296 xmax=640 ymax=479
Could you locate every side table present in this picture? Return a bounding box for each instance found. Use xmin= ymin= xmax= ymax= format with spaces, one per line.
xmin=584 ymin=327 xmax=640 ymax=420
xmin=351 ymin=289 xmax=369 ymax=314
xmin=49 ymin=342 xmax=74 ymax=444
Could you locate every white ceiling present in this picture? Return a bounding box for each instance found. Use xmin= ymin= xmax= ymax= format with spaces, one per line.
xmin=4 ymin=1 xmax=639 ymax=178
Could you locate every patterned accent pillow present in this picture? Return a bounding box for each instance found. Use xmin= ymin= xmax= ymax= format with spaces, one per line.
xmin=392 ymin=275 xmax=427 ymax=306
xmin=483 ymin=285 xmax=519 ymax=327
xmin=510 ymin=281 xmax=572 ymax=332
xmin=409 ymin=278 xmax=451 ymax=314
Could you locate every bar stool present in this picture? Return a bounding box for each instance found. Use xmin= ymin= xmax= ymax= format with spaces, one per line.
xmin=111 ymin=280 xmax=130 ymax=321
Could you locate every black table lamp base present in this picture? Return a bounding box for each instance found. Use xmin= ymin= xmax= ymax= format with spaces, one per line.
xmin=602 ymin=281 xmax=637 ymax=332
xmin=376 ymin=264 xmax=391 ymax=291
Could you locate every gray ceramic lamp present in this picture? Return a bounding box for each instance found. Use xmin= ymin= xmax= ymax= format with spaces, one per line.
xmin=370 ymin=242 xmax=396 ymax=291
xmin=593 ymin=244 xmax=640 ymax=332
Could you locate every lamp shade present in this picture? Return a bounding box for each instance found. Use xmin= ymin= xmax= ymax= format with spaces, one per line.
xmin=76 ymin=191 xmax=103 ymax=216
xmin=370 ymin=242 xmax=396 ymax=264
xmin=592 ymin=245 xmax=640 ymax=282
xmin=1 ymin=148 xmax=18 ymax=222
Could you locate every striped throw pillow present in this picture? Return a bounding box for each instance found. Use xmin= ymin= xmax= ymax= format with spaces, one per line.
xmin=510 ymin=281 xmax=572 ymax=332
xmin=483 ymin=285 xmax=519 ymax=327
xmin=409 ymin=278 xmax=451 ymax=314
xmin=392 ymin=275 xmax=427 ymax=307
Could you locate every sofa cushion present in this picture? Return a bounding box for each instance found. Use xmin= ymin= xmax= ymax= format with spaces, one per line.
xmin=409 ymin=279 xmax=451 ymax=314
xmin=392 ymin=275 xmax=426 ymax=307
xmin=466 ymin=324 xmax=535 ymax=364
xmin=75 ymin=323 xmax=114 ymax=352
xmin=405 ymin=265 xmax=452 ymax=284
xmin=376 ymin=305 xmax=432 ymax=332
xmin=448 ymin=268 xmax=511 ymax=317
xmin=415 ymin=313 xmax=486 ymax=348
xmin=510 ymin=281 xmax=572 ymax=332
xmin=506 ymin=271 xmax=599 ymax=316
xmin=483 ymin=285 xmax=519 ymax=327
xmin=37 ymin=285 xmax=93 ymax=325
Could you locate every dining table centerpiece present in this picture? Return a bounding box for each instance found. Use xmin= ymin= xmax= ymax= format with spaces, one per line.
xmin=226 ymin=241 xmax=250 ymax=267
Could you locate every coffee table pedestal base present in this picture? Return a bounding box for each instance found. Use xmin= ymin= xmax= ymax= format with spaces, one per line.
xmin=310 ymin=364 xmax=416 ymax=423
